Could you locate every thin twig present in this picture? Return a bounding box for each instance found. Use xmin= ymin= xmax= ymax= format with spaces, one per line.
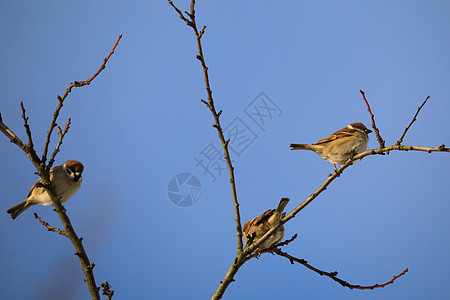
xmin=20 ymin=102 xmax=41 ymax=163
xmin=198 ymin=25 xmax=206 ymax=38
xmin=168 ymin=0 xmax=192 ymax=26
xmin=168 ymin=0 xmax=243 ymax=254
xmin=86 ymin=34 xmax=122 ymax=83
xmin=48 ymin=118 xmax=71 ymax=169
xmin=245 ymin=234 xmax=299 ymax=261
xmin=396 ymin=96 xmax=430 ymax=145
xmin=276 ymin=233 xmax=298 ymax=247
xmin=359 ymin=90 xmax=385 ymax=148
xmin=0 ymin=113 xmax=25 ymax=147
xmin=0 ymin=113 xmax=41 ymax=167
xmin=274 ymin=249 xmax=408 ymax=290
xmin=101 ymin=281 xmax=114 ymax=300
xmin=42 ymin=34 xmax=122 ymax=166
xmin=20 ymin=102 xmax=35 ymax=149
xmin=34 ymin=213 xmax=68 ymax=237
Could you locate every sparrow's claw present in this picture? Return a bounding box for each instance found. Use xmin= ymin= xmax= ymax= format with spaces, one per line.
xmin=348 ymin=151 xmax=356 ymax=160
xmin=333 ymin=164 xmax=341 ymax=177
xmin=256 ymin=248 xmax=261 ymax=258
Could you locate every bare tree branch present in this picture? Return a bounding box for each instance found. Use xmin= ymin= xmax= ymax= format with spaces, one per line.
xmin=244 ymin=234 xmax=407 ymax=290
xmin=0 ymin=112 xmax=41 ymax=167
xmin=244 ymin=234 xmax=299 ymax=261
xmin=212 ymin=109 xmax=448 ymax=299
xmin=276 ymin=233 xmax=298 ymax=247
xmin=20 ymin=102 xmax=37 ymax=156
xmin=20 ymin=102 xmax=41 ymax=166
xmin=1 ymin=34 xmax=122 ymax=300
xmin=86 ymin=34 xmax=123 ymax=83
xmin=42 ymin=34 xmax=123 ymax=167
xmin=274 ymin=249 xmax=408 ymax=290
xmin=0 ymin=113 xmax=25 ymax=148
xmin=169 ymin=2 xmax=449 ymax=299
xmin=397 ymin=96 xmax=430 ymax=145
xmin=33 ymin=131 xmax=101 ymax=300
xmin=359 ymin=90 xmax=385 ymax=148
xmin=168 ymin=0 xmax=192 ymax=26
xmin=168 ymin=0 xmax=244 ymax=255
xmin=244 ymin=233 xmax=408 ymax=291
xmin=34 ymin=213 xmax=68 ymax=237
xmin=101 ymin=281 xmax=114 ymax=300
xmin=253 ymin=142 xmax=449 ymax=256
xmin=48 ymin=118 xmax=71 ymax=169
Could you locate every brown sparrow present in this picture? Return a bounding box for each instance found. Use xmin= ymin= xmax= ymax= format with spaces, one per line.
xmin=290 ymin=122 xmax=372 ymax=171
xmin=7 ymin=160 xmax=84 ymax=219
xmin=243 ymin=198 xmax=289 ymax=251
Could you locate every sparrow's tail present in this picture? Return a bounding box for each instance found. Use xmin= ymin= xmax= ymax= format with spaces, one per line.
xmin=7 ymin=200 xmax=32 ymax=220
xmin=290 ymin=143 xmax=313 ymax=150
xmin=276 ymin=198 xmax=290 ymax=213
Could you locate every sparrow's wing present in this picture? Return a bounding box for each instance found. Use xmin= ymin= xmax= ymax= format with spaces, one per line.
xmin=27 ymin=178 xmax=45 ymax=198
xmin=253 ymin=209 xmax=275 ymax=225
xmin=315 ymin=128 xmax=356 ymax=145
xmin=26 ymin=166 xmax=56 ymax=198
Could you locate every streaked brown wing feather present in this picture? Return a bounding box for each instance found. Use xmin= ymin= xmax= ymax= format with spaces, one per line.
xmin=27 ymin=178 xmax=44 ymax=198
xmin=26 ymin=167 xmax=56 ymax=198
xmin=253 ymin=209 xmax=275 ymax=225
xmin=315 ymin=128 xmax=356 ymax=145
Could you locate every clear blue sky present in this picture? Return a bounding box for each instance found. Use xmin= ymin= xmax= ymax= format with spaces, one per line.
xmin=1 ymin=1 xmax=449 ymax=299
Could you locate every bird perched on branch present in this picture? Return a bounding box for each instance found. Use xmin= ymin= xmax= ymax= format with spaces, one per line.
xmin=290 ymin=122 xmax=372 ymax=172
xmin=243 ymin=198 xmax=290 ymax=251
xmin=7 ymin=160 xmax=84 ymax=219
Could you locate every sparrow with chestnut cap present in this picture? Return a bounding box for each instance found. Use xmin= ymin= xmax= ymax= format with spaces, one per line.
xmin=290 ymin=122 xmax=372 ymax=172
xmin=7 ymin=160 xmax=84 ymax=219
xmin=243 ymin=198 xmax=290 ymax=253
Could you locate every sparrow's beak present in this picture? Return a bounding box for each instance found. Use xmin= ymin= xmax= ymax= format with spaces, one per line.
xmin=366 ymin=129 xmax=373 ymax=134
xmin=73 ymin=172 xmax=82 ymax=181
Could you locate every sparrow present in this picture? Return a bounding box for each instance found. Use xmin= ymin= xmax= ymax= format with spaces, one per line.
xmin=7 ymin=160 xmax=84 ymax=220
xmin=243 ymin=198 xmax=289 ymax=252
xmin=290 ymin=122 xmax=372 ymax=171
